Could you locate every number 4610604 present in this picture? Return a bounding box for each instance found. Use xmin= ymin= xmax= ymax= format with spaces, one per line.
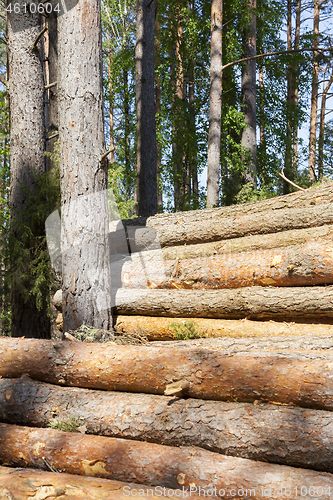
xmin=6 ymin=3 xmax=60 ymax=14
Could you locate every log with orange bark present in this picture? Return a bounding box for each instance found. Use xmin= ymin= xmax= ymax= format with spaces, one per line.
xmin=118 ymin=237 xmax=333 ymax=289
xmin=0 ymin=466 xmax=199 ymax=499
xmin=2 ymin=336 xmax=333 ymax=408
xmin=122 ymin=182 xmax=333 ymax=247
xmin=115 ymin=315 xmax=333 ymax=340
xmin=1 ymin=423 xmax=333 ymax=500
xmin=1 ymin=375 xmax=333 ymax=472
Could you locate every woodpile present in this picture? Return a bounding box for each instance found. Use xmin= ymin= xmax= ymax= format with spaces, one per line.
xmin=3 ymin=183 xmax=333 ymax=496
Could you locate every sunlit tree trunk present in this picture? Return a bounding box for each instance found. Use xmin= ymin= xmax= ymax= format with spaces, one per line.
xmin=308 ymin=0 xmax=319 ymax=181
xmin=207 ymin=0 xmax=223 ymax=208
xmin=135 ymin=0 xmax=157 ymax=216
xmin=241 ymin=0 xmax=257 ymax=188
xmin=318 ymin=69 xmax=333 ymax=179
xmin=58 ymin=0 xmax=112 ymax=331
xmin=45 ymin=10 xmax=58 ymax=171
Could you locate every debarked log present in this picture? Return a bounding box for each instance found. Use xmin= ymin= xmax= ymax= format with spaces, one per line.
xmin=1 ymin=423 xmax=333 ymax=500
xmin=115 ymin=315 xmax=333 ymax=340
xmin=0 ymin=466 xmax=191 ymax=500
xmin=2 ymin=337 xmax=333 ymax=408
xmin=114 ymin=285 xmax=333 ymax=321
xmin=1 ymin=375 xmax=333 ymax=472
xmin=124 ymin=197 xmax=333 ymax=248
xmin=119 ymin=238 xmax=333 ymax=289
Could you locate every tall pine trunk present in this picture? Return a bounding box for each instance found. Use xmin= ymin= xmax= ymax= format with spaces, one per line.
xmin=7 ymin=0 xmax=50 ymax=338
xmin=45 ymin=10 xmax=58 ymax=172
xmin=240 ymin=0 xmax=257 ymax=188
xmin=318 ymin=69 xmax=333 ymax=179
xmin=308 ymin=0 xmax=319 ymax=181
xmin=207 ymin=0 xmax=223 ymax=208
xmin=155 ymin=0 xmax=163 ymax=211
xmin=135 ymin=0 xmax=157 ymax=216
xmin=58 ymin=0 xmax=112 ymax=331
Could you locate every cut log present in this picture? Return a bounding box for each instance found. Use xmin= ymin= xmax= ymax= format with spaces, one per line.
xmin=160 ymin=224 xmax=333 ymax=261
xmin=119 ymin=238 xmax=333 ymax=289
xmin=115 ymin=316 xmax=333 ymax=340
xmin=2 ymin=375 xmax=333 ymax=472
xmin=1 ymin=423 xmax=333 ymax=500
xmin=0 ymin=466 xmax=192 ymax=499
xmin=122 ymin=185 xmax=333 ymax=247
xmin=114 ymin=285 xmax=333 ymax=321
xmin=2 ymin=336 xmax=333 ymax=408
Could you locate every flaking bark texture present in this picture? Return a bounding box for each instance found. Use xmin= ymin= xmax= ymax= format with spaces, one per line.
xmin=2 ymin=376 xmax=333 ymax=472
xmin=124 ymin=197 xmax=333 ymax=247
xmin=2 ymin=336 xmax=333 ymax=408
xmin=119 ymin=237 xmax=333 ymax=289
xmin=7 ymin=0 xmax=50 ymax=338
xmin=115 ymin=315 xmax=333 ymax=340
xmin=114 ymin=285 xmax=333 ymax=321
xmin=58 ymin=0 xmax=112 ymax=331
xmin=0 ymin=466 xmax=190 ymax=499
xmin=1 ymin=424 xmax=333 ymax=499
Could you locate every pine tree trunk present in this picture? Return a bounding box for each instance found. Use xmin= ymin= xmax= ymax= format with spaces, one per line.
xmin=2 ymin=336 xmax=333 ymax=409
xmin=136 ymin=0 xmax=157 ymax=216
xmin=0 ymin=466 xmax=194 ymax=499
xmin=308 ymin=0 xmax=319 ymax=181
xmin=207 ymin=0 xmax=223 ymax=208
xmin=115 ymin=285 xmax=333 ymax=322
xmin=155 ymin=1 xmax=163 ymax=211
xmin=241 ymin=0 xmax=257 ymax=187
xmin=58 ymin=0 xmax=112 ymax=331
xmin=318 ymin=69 xmax=333 ymax=179
xmin=7 ymin=0 xmax=50 ymax=338
xmin=3 ymin=375 xmax=333 ymax=472
xmin=2 ymin=423 xmax=333 ymax=497
xmin=115 ymin=315 xmax=333 ymax=340
xmin=45 ymin=10 xmax=58 ymax=171
xmin=119 ymin=237 xmax=333 ymax=290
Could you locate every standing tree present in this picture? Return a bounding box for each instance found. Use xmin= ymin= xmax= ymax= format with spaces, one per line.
xmin=7 ymin=0 xmax=50 ymax=338
xmin=58 ymin=0 xmax=112 ymax=331
xmin=240 ymin=0 xmax=257 ymax=188
xmin=135 ymin=0 xmax=157 ymax=216
xmin=207 ymin=0 xmax=223 ymax=208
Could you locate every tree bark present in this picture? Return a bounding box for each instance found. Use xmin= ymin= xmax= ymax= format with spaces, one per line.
xmin=58 ymin=0 xmax=112 ymax=331
xmin=155 ymin=1 xmax=163 ymax=211
xmin=7 ymin=0 xmax=50 ymax=338
xmin=115 ymin=315 xmax=333 ymax=340
xmin=119 ymin=237 xmax=333 ymax=290
xmin=318 ymin=68 xmax=333 ymax=179
xmin=207 ymin=0 xmax=223 ymax=208
xmin=308 ymin=0 xmax=320 ymax=181
xmin=136 ymin=0 xmax=157 ymax=216
xmin=241 ymin=0 xmax=257 ymax=187
xmin=0 ymin=465 xmax=193 ymax=499
xmin=2 ymin=336 xmax=333 ymax=408
xmin=45 ymin=10 xmax=58 ymax=171
xmin=125 ymin=202 xmax=333 ymax=248
xmin=159 ymin=224 xmax=332 ymax=261
xmin=1 ymin=423 xmax=333 ymax=498
xmin=114 ymin=285 xmax=333 ymax=322
xmin=2 ymin=376 xmax=333 ymax=472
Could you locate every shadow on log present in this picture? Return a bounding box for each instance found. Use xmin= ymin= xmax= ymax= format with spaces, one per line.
xmin=2 ymin=337 xmax=333 ymax=408
xmin=1 ymin=375 xmax=333 ymax=472
xmin=1 ymin=423 xmax=333 ymax=499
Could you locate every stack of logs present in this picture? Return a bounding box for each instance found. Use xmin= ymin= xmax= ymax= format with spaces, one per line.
xmin=2 ymin=182 xmax=333 ymax=497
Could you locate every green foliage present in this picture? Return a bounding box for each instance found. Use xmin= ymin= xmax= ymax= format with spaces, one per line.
xmin=48 ymin=415 xmax=83 ymax=433
xmin=169 ymin=320 xmax=203 ymax=340
xmin=2 ymin=167 xmax=61 ymax=319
